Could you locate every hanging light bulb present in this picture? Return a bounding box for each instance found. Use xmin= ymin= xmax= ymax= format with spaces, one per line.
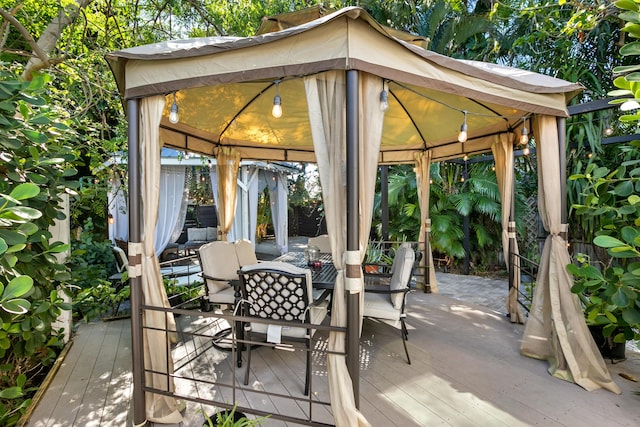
xmin=463 ymin=154 xmax=468 ymax=162
xmin=169 ymin=92 xmax=179 ymax=124
xmin=379 ymin=82 xmax=389 ymax=112
xmin=108 ymin=213 xmax=114 ymax=225
xmin=523 ymin=146 xmax=530 ymax=155
xmin=272 ymin=80 xmax=282 ymax=118
xmin=604 ymin=123 xmax=613 ymax=136
xmin=520 ymin=118 xmax=529 ymax=144
xmin=458 ymin=111 xmax=468 ymax=143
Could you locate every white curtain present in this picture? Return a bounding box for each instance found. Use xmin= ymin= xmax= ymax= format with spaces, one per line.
xmin=415 ymin=151 xmax=438 ymax=293
xmin=154 ymin=165 xmax=186 ymax=255
xmin=108 ymin=175 xmax=129 ymax=242
xmin=267 ymin=171 xmax=289 ymax=254
xmin=139 ymin=96 xmax=184 ymax=423
xmin=306 ymin=70 xmax=382 ymax=427
xmin=215 ymin=148 xmax=241 ymax=241
xmin=520 ymin=115 xmax=620 ymax=394
xmin=491 ymin=133 xmax=524 ymax=323
xmin=247 ymin=167 xmax=260 ymax=244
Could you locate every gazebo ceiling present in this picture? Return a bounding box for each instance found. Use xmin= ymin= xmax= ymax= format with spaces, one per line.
xmin=106 ymin=6 xmax=583 ymax=164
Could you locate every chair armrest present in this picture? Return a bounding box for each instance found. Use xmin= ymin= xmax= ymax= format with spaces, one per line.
xmin=311 ymin=289 xmax=331 ymax=306
xmin=364 ymin=285 xmax=409 ymax=295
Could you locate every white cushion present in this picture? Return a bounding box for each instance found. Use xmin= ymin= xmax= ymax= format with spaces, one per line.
xmin=307 ymin=235 xmax=331 ymax=253
xmin=206 ymin=285 xmax=236 ymax=305
xmin=187 ymin=227 xmax=208 ymax=241
xmin=198 ymin=241 xmax=241 ymax=292
xmin=389 ymin=244 xmax=414 ymax=309
xmin=206 ymin=227 xmax=218 ymax=241
xmin=234 ymin=239 xmax=258 ymax=266
xmin=363 ymin=292 xmax=401 ymax=321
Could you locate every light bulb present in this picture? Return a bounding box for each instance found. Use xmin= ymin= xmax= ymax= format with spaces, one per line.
xmin=380 ymin=89 xmax=389 ymax=112
xmin=272 ymin=94 xmax=282 ymax=118
xmin=458 ymin=111 xmax=468 ymax=143
xmin=169 ymin=99 xmax=179 ymax=124
xmin=108 ymin=214 xmax=114 ymax=225
xmin=520 ymin=125 xmax=529 ymax=144
xmin=463 ymin=154 xmax=468 ymax=161
xmin=604 ymin=124 xmax=613 ymax=136
xmin=523 ymin=146 xmax=530 ymax=155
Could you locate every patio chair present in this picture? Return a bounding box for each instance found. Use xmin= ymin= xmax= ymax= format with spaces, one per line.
xmin=307 ymin=234 xmax=331 ymax=253
xmin=234 ymin=239 xmax=259 ymax=266
xmin=197 ymin=241 xmax=239 ymax=309
xmin=363 ymin=242 xmax=415 ymax=364
xmin=238 ymin=261 xmax=329 ymax=395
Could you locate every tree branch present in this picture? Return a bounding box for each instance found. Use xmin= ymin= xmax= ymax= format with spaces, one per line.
xmin=0 ymin=7 xmax=51 ymax=66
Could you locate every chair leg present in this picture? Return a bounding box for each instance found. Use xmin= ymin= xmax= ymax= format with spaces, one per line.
xmin=304 ymin=339 xmax=311 ymax=396
xmin=244 ymin=331 xmax=252 ymax=385
xmin=400 ymin=319 xmax=411 ymax=365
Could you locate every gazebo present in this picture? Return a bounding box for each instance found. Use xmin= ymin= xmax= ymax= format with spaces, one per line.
xmin=106 ymin=6 xmax=620 ymax=426
xmin=106 ymin=148 xmax=295 ymax=257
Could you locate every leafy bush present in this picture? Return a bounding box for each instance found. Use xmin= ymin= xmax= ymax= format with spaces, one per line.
xmin=0 ymin=66 xmax=78 ymax=425
xmin=568 ymin=161 xmax=640 ymax=348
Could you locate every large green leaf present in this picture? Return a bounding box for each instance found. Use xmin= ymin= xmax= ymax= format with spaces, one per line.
xmin=9 ymin=183 xmax=40 ymax=201
xmin=594 ymin=235 xmax=626 ymax=248
xmin=1 ymin=299 xmax=31 ymax=315
xmin=3 ymin=275 xmax=33 ymax=299
xmin=0 ymin=387 xmax=23 ymax=399
xmin=612 ymin=288 xmax=630 ymax=307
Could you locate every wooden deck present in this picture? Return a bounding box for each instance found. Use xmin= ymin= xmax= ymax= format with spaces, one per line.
xmin=27 ymin=291 xmax=640 ymax=426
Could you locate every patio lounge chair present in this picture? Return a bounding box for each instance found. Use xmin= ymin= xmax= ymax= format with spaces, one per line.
xmin=197 ymin=241 xmax=239 ymax=309
xmin=234 ymin=239 xmax=259 ymax=266
xmin=363 ymin=242 xmax=415 ymax=364
xmin=238 ymin=261 xmax=329 ymax=395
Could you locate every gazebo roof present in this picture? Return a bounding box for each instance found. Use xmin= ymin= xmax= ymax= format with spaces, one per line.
xmin=106 ymin=7 xmax=581 ymax=164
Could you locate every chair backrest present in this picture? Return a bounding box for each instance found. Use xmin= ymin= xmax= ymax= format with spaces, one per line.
xmin=239 ymin=262 xmax=313 ymax=322
xmin=389 ymin=243 xmax=415 ymax=309
xmin=112 ymin=245 xmax=128 ymax=274
xmin=234 ymin=239 xmax=258 ymax=266
xmin=307 ymin=235 xmax=331 ymax=253
xmin=198 ymin=241 xmax=240 ymax=292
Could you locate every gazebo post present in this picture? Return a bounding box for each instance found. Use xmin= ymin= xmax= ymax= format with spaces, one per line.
xmin=127 ymin=98 xmax=146 ymax=426
xmin=557 ymin=117 xmax=568 ymax=224
xmin=345 ymin=69 xmax=360 ymax=407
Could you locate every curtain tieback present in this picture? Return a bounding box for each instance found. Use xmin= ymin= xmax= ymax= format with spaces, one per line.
xmin=551 ymin=223 xmax=569 ymax=241
xmin=129 ymin=242 xmax=143 ymax=278
xmin=345 ymin=250 xmax=362 ymax=293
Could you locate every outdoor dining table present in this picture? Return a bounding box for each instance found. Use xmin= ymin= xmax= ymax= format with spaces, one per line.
xmin=274 ymin=251 xmax=337 ymax=291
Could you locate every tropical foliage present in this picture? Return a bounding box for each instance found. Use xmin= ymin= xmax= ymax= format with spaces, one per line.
xmin=0 ymin=67 xmax=78 ymax=425
xmin=566 ymin=0 xmax=640 ymax=350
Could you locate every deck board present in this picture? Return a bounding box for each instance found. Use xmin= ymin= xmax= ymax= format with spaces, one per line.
xmin=27 ymin=291 xmax=640 ymax=427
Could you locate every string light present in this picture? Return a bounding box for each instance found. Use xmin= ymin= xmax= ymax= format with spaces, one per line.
xmin=520 ymin=117 xmax=529 ymax=144
xmin=523 ymin=146 xmax=530 ymax=155
xmin=458 ymin=111 xmax=468 ymax=142
xmin=604 ymin=122 xmax=613 ymax=136
xmin=463 ymin=154 xmax=468 ymax=161
xmin=380 ymin=80 xmax=389 ymax=112
xmin=169 ymin=92 xmax=179 ymax=124
xmin=108 ymin=213 xmax=114 ymax=225
xmin=272 ymin=80 xmax=282 ymax=118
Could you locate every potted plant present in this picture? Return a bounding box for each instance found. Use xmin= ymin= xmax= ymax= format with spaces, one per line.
xmin=567 ymin=162 xmax=640 ymax=359
xmin=201 ymin=405 xmax=268 ymax=426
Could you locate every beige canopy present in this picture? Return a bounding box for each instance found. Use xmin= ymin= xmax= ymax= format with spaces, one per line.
xmin=107 ymin=7 xmax=581 ymax=164
xmin=106 ymin=6 xmax=619 ymax=427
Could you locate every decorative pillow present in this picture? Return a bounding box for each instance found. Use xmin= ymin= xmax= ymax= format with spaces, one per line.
xmin=206 ymin=227 xmax=218 ymax=241
xmin=187 ymin=227 xmax=207 ymax=242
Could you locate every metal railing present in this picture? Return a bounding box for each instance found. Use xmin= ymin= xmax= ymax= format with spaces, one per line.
xmin=511 ymin=253 xmax=539 ymax=314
